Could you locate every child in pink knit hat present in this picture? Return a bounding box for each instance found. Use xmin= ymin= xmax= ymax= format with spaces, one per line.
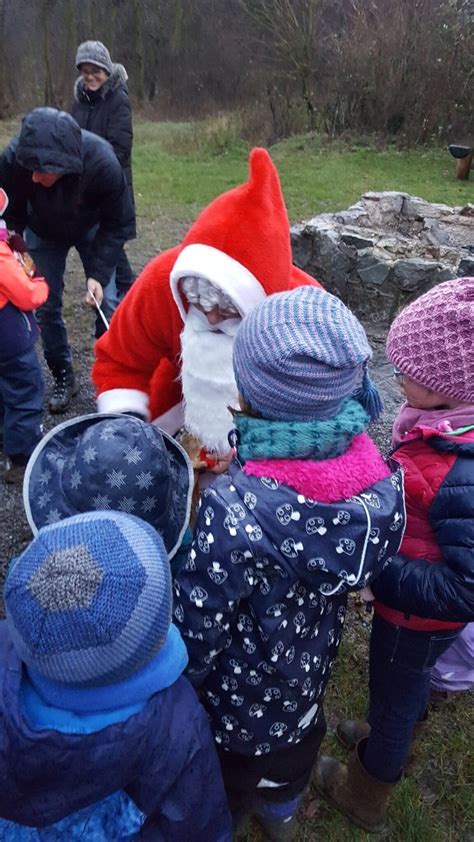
xmin=316 ymin=277 xmax=474 ymax=833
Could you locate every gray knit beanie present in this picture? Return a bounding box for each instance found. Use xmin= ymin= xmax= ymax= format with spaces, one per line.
xmin=75 ymin=41 xmax=113 ymax=74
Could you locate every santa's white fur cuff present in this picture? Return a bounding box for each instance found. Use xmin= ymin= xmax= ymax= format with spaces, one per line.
xmin=96 ymin=388 xmax=150 ymax=420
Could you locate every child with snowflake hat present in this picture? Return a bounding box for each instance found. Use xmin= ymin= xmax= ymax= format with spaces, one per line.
xmin=23 ymin=411 xmax=194 ymax=573
xmin=0 ymin=510 xmax=231 ymax=840
xmin=173 ymin=284 xmax=406 ymax=840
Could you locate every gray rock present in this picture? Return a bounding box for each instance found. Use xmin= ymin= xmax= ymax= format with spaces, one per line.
xmin=341 ymin=231 xmax=375 ymax=250
xmin=392 ymin=258 xmax=449 ymax=291
xmin=458 ymin=256 xmax=474 ymax=276
xmin=357 ymin=255 xmax=391 ymax=286
xmin=291 ymin=191 xmax=474 ymax=322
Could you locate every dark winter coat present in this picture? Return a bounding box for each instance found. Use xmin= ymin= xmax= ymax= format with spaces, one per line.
xmin=71 ymin=66 xmax=135 ymax=235
xmin=373 ymin=426 xmax=474 ymax=625
xmin=0 ymin=108 xmax=135 ymax=287
xmin=0 ymin=623 xmax=231 ymax=841
xmin=174 ymin=456 xmax=405 ymax=756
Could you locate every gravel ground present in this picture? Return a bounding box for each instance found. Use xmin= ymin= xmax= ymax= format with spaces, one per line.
xmin=0 ymin=233 xmax=402 ymax=603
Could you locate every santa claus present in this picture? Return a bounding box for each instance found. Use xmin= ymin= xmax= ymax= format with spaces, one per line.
xmin=93 ymin=148 xmax=320 ymax=468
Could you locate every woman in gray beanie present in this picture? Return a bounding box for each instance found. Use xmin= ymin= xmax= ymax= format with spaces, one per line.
xmin=71 ymin=40 xmax=136 ymax=307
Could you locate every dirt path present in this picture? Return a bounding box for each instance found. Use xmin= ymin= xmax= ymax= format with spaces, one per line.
xmin=0 ymin=226 xmax=402 ymax=597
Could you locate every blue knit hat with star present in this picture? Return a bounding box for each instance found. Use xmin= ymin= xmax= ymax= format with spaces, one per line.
xmin=4 ymin=511 xmax=187 ymax=710
xmin=233 ymin=286 xmax=382 ymax=421
xmin=23 ymin=414 xmax=193 ymax=561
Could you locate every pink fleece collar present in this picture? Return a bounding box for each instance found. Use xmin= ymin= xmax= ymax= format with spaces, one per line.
xmin=243 ymin=433 xmax=390 ymax=503
xmin=392 ymin=403 xmax=474 ymax=447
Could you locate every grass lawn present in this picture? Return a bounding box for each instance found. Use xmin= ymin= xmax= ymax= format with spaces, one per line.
xmin=130 ymin=120 xmax=472 ymax=245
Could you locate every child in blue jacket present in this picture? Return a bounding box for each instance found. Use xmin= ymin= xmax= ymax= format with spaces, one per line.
xmin=174 ymin=286 xmax=405 ymax=840
xmin=0 ymin=511 xmax=231 ymax=841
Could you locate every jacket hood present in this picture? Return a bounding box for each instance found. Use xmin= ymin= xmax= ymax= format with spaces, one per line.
xmin=15 ymin=108 xmax=83 ymax=175
xmin=74 ymin=64 xmax=129 ymax=102
xmin=227 ymin=461 xmax=405 ymax=596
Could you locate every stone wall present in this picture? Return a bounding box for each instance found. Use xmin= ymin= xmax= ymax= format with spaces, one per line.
xmin=291 ymin=192 xmax=474 ymax=323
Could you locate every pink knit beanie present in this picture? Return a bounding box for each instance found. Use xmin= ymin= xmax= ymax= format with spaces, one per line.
xmin=387 ymin=277 xmax=474 ymax=402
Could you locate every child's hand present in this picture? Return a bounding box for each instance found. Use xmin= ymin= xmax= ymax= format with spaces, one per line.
xmin=360 ymin=586 xmax=375 ymax=602
xmin=199 ymin=447 xmax=235 ymax=474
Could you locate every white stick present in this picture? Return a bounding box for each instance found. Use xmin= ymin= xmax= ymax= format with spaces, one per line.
xmin=88 ymin=287 xmax=110 ymax=331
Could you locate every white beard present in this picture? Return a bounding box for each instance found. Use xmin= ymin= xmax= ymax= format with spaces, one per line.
xmin=180 ymin=306 xmax=241 ymax=454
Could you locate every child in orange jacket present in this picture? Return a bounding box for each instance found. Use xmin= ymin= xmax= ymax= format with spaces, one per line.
xmin=0 ymin=193 xmax=48 ymax=483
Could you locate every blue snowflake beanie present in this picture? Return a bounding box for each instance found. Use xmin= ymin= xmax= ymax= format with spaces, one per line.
xmin=4 ymin=511 xmax=183 ymax=706
xmin=23 ymin=414 xmax=193 ymax=561
xmin=233 ymin=286 xmax=383 ymax=421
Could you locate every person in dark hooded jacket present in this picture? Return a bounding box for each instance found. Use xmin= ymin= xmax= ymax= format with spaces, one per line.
xmin=71 ymin=40 xmax=135 ymax=293
xmin=174 ymin=286 xmax=406 ymax=840
xmin=0 ymin=107 xmax=135 ymax=413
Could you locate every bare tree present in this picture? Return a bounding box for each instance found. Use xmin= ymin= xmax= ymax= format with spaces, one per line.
xmin=40 ymin=0 xmax=57 ymax=105
xmin=0 ymin=0 xmax=10 ymax=116
xmin=0 ymin=0 xmax=469 ymax=143
xmin=133 ymin=0 xmax=145 ymax=102
xmin=239 ymin=0 xmax=321 ymax=130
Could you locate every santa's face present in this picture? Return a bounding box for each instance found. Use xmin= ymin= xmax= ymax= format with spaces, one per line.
xmin=179 ymin=280 xmax=242 ymax=455
xmin=192 ymin=302 xmax=240 ymax=326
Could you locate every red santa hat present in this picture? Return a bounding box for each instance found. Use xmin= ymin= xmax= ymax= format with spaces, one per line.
xmin=170 ymin=148 xmax=295 ymax=319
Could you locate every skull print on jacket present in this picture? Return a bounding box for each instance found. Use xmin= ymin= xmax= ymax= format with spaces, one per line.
xmin=174 ymin=459 xmax=405 ymax=754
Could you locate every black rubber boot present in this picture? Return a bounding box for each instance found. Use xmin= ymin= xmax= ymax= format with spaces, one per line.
xmin=49 ymin=369 xmax=79 ymax=414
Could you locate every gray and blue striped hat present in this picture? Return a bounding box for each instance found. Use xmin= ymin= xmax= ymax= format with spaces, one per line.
xmin=5 ymin=511 xmax=172 ymax=696
xmin=23 ymin=414 xmax=193 ymax=561
xmin=233 ymin=285 xmax=382 ymax=421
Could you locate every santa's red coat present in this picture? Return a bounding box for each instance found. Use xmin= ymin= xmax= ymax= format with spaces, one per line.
xmin=93 ymin=149 xmax=320 ymax=420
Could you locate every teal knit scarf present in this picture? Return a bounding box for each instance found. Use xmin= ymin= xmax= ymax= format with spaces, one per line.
xmin=234 ymin=399 xmax=370 ymax=463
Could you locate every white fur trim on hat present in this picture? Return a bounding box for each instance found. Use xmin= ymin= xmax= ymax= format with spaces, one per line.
xmin=96 ymin=388 xmax=150 ymax=420
xmin=170 ymin=243 xmax=266 ymax=321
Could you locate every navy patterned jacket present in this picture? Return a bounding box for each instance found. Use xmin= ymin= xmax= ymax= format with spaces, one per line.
xmin=174 ymin=460 xmax=405 ymax=755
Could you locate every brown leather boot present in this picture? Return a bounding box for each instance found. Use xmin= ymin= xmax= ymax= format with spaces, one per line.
xmin=336 ymin=719 xmax=370 ymax=750
xmin=336 ymin=716 xmax=427 ymax=774
xmin=313 ymin=739 xmax=398 ymax=833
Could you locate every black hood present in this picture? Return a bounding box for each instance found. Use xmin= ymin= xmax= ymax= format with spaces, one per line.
xmin=15 ymin=107 xmax=83 ymax=175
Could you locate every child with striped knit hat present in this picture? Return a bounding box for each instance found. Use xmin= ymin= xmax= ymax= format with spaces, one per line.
xmin=174 ymin=284 xmax=405 ymax=840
